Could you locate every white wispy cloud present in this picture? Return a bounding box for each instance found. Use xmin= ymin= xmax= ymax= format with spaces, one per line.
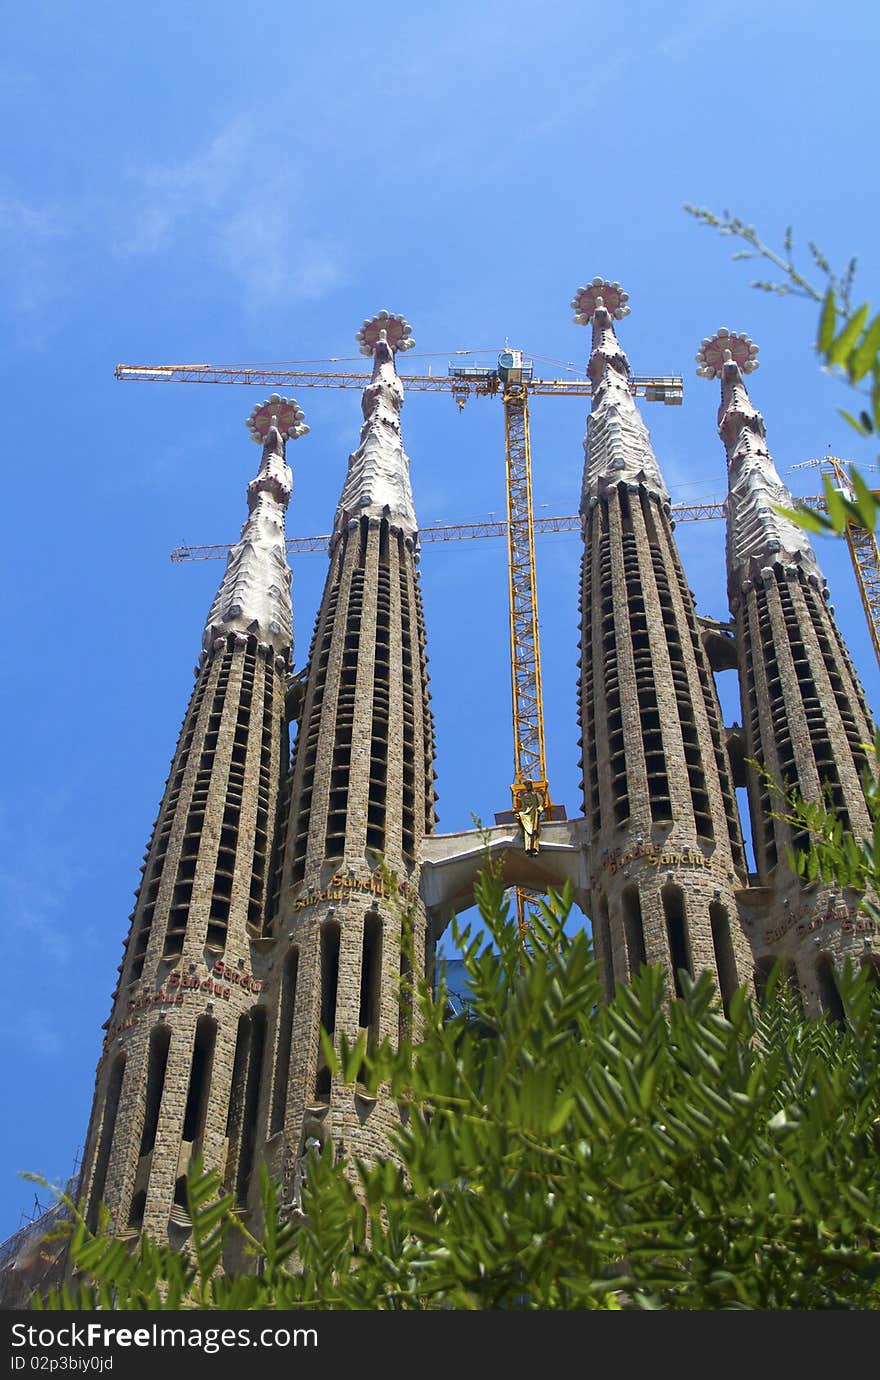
xmin=0 ymin=852 xmax=79 ymax=966
xmin=0 ymin=1010 xmax=65 ymax=1059
xmin=0 ymin=116 xmax=347 ymax=337
xmin=0 ymin=194 xmax=72 ymax=329
xmin=215 ymin=207 xmax=345 ymax=311
xmin=656 ymin=8 xmax=724 ymax=62
xmin=0 ymin=793 xmax=101 ymax=968
xmin=117 ymin=118 xmax=347 ymax=311
xmin=116 ymin=118 xmax=254 ymax=257
xmin=0 ymin=197 xmax=63 ymax=241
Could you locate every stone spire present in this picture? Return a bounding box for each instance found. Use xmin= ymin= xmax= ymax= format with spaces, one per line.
xmin=573 ymin=278 xmax=670 ymax=511
xmin=696 ymin=329 xmax=824 ymax=597
xmin=201 ymin=395 xmax=308 ymax=661
xmin=77 ymin=399 xmax=309 ymax=1243
xmin=333 ymin=310 xmax=418 ymax=545
xmin=575 ymin=280 xmax=749 ymax=1009
xmin=261 ymin=309 xmax=436 ymax=1202
xmin=699 ymin=331 xmax=875 ymax=1016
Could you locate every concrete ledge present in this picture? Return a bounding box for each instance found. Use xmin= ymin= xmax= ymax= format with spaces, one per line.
xmin=419 ymin=818 xmax=590 ymax=937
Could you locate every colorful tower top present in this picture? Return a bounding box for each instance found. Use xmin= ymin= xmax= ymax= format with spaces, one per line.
xmin=201 ymin=396 xmax=307 ymax=662
xmin=333 ymin=310 xmax=418 ymax=545
xmin=696 ymin=329 xmax=825 ymax=597
xmin=572 ymin=279 xmax=670 ymax=509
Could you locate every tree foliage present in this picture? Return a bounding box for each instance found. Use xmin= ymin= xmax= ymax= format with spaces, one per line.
xmin=685 ymin=206 xmax=880 ymax=444
xmin=34 ymin=863 xmax=880 ymax=1311
xmin=766 ymin=734 xmax=880 ymax=923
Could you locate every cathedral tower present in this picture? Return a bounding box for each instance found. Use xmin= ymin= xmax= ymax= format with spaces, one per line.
xmin=259 ymin=312 xmax=436 ymax=1196
xmin=575 ymin=281 xmax=750 ymax=1007
xmin=699 ymin=329 xmax=876 ymax=1012
xmin=78 ymin=398 xmax=307 ymax=1239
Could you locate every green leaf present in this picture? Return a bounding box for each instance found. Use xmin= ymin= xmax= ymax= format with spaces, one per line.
xmin=838 ymin=1182 xmax=875 ymax=1220
xmin=826 ymin=303 xmax=869 ymax=367
xmin=821 ymin=475 xmax=849 ymax=533
xmin=343 ymin=1030 xmax=368 ymax=1085
xmin=838 ymin=408 xmax=872 ymax=437
xmin=817 ymin=288 xmax=837 ymax=352
xmin=318 ymin=1026 xmax=339 ymax=1076
xmin=774 ymin=502 xmax=832 ymax=534
xmin=548 ymin=1094 xmax=575 ymax=1134
xmin=789 ymin=1166 xmax=821 ymax=1215
xmin=849 ymin=312 xmax=880 ymax=383
xmin=849 ymin=467 xmax=880 ymax=529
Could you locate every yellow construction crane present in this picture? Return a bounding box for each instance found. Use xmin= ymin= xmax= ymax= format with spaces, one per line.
xmin=449 ymin=352 xmax=549 ymax=818
xmin=170 ymin=493 xmax=833 ymax=563
xmin=118 ymin=353 xmax=683 ymax=943
xmin=115 ymin=360 xmax=684 ymax=403
xmin=454 ymin=351 xmax=552 ymax=947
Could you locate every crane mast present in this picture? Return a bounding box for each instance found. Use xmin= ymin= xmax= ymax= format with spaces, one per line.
xmin=503 ymin=374 xmax=547 ymax=808
xmin=449 ymin=351 xmax=551 ymax=814
xmin=446 ymin=348 xmax=556 ymax=942
xmin=846 ymin=524 xmax=880 ymax=667
xmin=500 ymin=358 xmax=548 ymax=947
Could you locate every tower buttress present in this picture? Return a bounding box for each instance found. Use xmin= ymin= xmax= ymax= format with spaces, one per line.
xmin=699 ymin=329 xmax=876 ymax=1012
xmin=260 ymin=312 xmax=436 ymax=1200
xmin=575 ymin=281 xmax=750 ymax=1007
xmin=78 ymin=402 xmax=306 ymax=1240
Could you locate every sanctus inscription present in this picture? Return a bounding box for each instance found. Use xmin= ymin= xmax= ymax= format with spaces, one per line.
xmin=291 ymin=867 xmax=412 ymax=913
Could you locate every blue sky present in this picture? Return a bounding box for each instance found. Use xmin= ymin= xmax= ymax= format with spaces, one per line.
xmin=1 ymin=1 xmax=877 ymax=1239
